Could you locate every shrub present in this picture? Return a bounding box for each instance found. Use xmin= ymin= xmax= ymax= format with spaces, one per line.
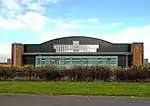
xmin=0 ymin=64 xmax=150 ymax=82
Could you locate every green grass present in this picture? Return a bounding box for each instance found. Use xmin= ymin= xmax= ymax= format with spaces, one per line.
xmin=0 ymin=81 xmax=150 ymax=97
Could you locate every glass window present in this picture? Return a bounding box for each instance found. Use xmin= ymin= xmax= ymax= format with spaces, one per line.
xmin=35 ymin=56 xmax=118 ymax=67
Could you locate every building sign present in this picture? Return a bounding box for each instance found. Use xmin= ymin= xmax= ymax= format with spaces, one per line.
xmin=53 ymin=41 xmax=99 ymax=53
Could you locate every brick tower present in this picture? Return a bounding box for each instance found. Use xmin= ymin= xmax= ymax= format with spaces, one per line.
xmin=11 ymin=43 xmax=24 ymax=68
xmin=131 ymin=42 xmax=144 ymax=66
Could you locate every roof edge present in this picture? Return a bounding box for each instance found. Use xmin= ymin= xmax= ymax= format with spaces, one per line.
xmin=40 ymin=36 xmax=114 ymax=44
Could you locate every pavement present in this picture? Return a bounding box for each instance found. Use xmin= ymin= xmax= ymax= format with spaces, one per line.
xmin=1 ymin=93 xmax=150 ymax=106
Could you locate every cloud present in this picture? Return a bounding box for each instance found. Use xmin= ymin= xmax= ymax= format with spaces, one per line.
xmin=0 ymin=0 xmax=61 ymax=19
xmin=16 ymin=12 xmax=49 ymax=31
xmin=0 ymin=13 xmax=118 ymax=31
xmin=0 ymin=11 xmax=49 ymax=30
xmin=37 ymin=0 xmax=61 ymax=4
xmin=0 ymin=44 xmax=11 ymax=62
xmin=108 ymin=22 xmax=121 ymax=27
xmin=0 ymin=44 xmax=11 ymax=55
xmin=0 ymin=16 xmax=25 ymax=29
xmin=0 ymin=0 xmax=62 ymax=30
xmin=0 ymin=0 xmax=24 ymax=19
xmin=0 ymin=0 xmax=119 ymax=32
xmin=88 ymin=18 xmax=99 ymax=23
xmin=21 ymin=0 xmax=32 ymax=5
xmin=40 ymin=29 xmax=77 ymax=42
xmin=55 ymin=22 xmax=88 ymax=29
xmin=53 ymin=18 xmax=121 ymax=30
xmin=27 ymin=3 xmax=45 ymax=13
xmin=54 ymin=20 xmax=114 ymax=30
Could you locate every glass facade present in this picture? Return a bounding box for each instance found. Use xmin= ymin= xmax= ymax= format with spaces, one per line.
xmin=35 ymin=56 xmax=118 ymax=67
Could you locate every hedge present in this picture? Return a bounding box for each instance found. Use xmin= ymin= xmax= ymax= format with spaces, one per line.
xmin=0 ymin=64 xmax=150 ymax=82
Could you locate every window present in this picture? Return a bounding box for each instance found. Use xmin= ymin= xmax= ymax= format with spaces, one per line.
xmin=35 ymin=56 xmax=118 ymax=67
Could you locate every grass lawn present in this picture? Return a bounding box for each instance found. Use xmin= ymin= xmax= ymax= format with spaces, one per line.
xmin=0 ymin=81 xmax=150 ymax=97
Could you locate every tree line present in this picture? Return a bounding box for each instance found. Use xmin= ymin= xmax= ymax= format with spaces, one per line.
xmin=0 ymin=65 xmax=150 ymax=82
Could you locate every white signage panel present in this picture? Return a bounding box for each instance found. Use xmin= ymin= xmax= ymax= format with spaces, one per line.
xmin=53 ymin=41 xmax=99 ymax=53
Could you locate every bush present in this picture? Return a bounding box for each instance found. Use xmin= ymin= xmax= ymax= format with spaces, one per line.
xmin=0 ymin=64 xmax=150 ymax=82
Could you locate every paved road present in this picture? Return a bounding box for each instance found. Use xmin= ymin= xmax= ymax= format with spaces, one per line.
xmin=1 ymin=94 xmax=150 ymax=106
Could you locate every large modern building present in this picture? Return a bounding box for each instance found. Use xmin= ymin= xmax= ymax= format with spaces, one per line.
xmin=11 ymin=36 xmax=144 ymax=68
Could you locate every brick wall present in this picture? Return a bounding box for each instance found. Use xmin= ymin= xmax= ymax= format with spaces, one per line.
xmin=11 ymin=43 xmax=24 ymax=68
xmin=131 ymin=42 xmax=144 ymax=66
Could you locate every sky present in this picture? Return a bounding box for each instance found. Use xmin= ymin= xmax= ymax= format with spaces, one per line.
xmin=0 ymin=0 xmax=150 ymax=62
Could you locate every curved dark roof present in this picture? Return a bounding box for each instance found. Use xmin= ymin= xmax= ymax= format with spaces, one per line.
xmin=41 ymin=36 xmax=113 ymax=44
xmin=24 ymin=36 xmax=131 ymax=53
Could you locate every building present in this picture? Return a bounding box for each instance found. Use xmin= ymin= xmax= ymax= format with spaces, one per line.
xmin=143 ymin=59 xmax=148 ymax=64
xmin=7 ymin=59 xmax=12 ymax=64
xmin=0 ymin=59 xmax=12 ymax=66
xmin=11 ymin=36 xmax=144 ymax=68
xmin=0 ymin=62 xmax=9 ymax=66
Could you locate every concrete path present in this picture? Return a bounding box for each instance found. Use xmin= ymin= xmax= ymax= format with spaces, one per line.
xmin=1 ymin=94 xmax=150 ymax=106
